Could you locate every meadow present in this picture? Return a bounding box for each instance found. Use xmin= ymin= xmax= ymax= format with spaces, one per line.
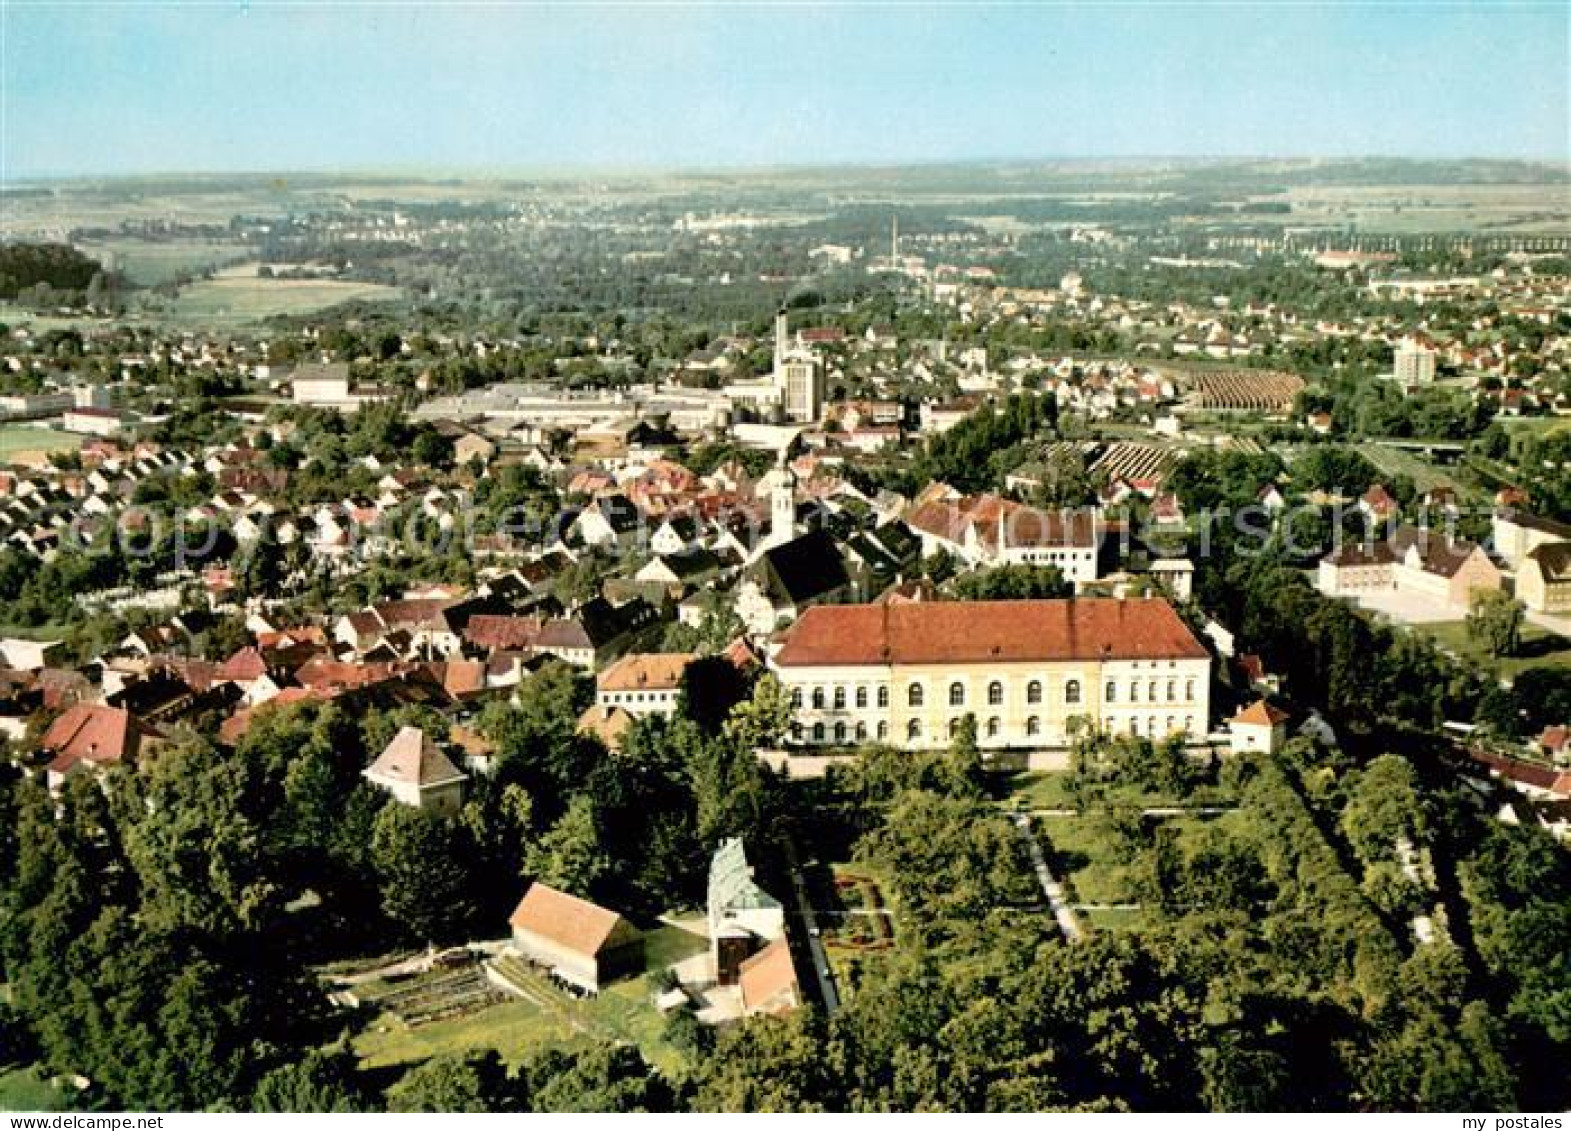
xmin=157 ymin=263 xmax=403 ymax=327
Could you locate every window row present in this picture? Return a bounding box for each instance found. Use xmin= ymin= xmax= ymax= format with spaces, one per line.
xmin=1104 ymin=678 xmax=1198 ymax=704
xmin=796 ymin=715 xmax=1053 ymax=744
xmin=792 ymin=685 xmax=892 ymax=710
xmin=911 ymin=679 xmax=1078 ymax=708
xmin=791 ymin=676 xmax=1202 ymax=713
xmin=1104 ymin=715 xmax=1197 ymax=737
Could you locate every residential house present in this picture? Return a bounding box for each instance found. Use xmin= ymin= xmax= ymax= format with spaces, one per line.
xmin=39 ymin=703 xmax=153 ymax=791
xmin=596 ymin=653 xmax=694 ymax=718
xmin=1229 ymin=700 xmax=1289 ymax=754
xmin=363 ymin=726 xmax=468 ymax=814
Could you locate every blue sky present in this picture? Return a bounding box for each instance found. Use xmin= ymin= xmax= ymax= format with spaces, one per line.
xmin=4 ymin=2 xmax=1567 ymax=177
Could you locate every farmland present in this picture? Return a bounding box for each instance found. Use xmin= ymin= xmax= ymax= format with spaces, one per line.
xmin=78 ymin=239 xmax=254 ymax=286
xmin=0 ymin=427 xmax=80 ymax=460
xmin=153 ymin=264 xmax=403 ymax=327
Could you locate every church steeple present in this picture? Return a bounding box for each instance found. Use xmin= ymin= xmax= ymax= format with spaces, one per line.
xmin=763 ymin=449 xmax=796 ymax=550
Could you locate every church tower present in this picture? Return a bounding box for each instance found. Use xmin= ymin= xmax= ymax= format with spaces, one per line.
xmin=761 ymin=451 xmax=796 ymax=551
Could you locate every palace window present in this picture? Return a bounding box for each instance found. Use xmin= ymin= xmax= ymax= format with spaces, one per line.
xmin=1105 ymin=681 xmax=1116 ymax=702
xmin=855 ymin=721 xmax=867 ymax=742
xmin=877 ymin=721 xmax=889 ymax=741
xmin=949 ymin=682 xmax=965 ymax=707
xmin=812 ymin=722 xmax=825 ymax=743
xmin=833 ymin=686 xmax=846 ymax=710
xmin=855 ymin=686 xmax=868 ymax=709
xmin=811 ymin=687 xmax=825 ymax=710
xmin=1027 ymin=680 xmax=1042 ymax=705
xmin=906 ymin=719 xmax=922 ymax=740
xmin=1026 ymin=716 xmax=1041 ymax=736
xmin=834 ymin=722 xmax=847 ymax=744
xmin=986 ymin=716 xmax=1001 ymax=738
xmin=988 ymin=681 xmax=1004 ymax=706
xmin=908 ymin=683 xmax=924 ymax=708
xmin=877 ymin=685 xmax=890 ymax=708
xmin=1065 ymin=680 xmax=1082 ymax=705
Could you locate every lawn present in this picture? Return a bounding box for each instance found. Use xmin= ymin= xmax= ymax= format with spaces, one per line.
xmin=0 ymin=1066 xmax=73 ymax=1112
xmin=1413 ymin=619 xmax=1571 ymax=682
xmin=352 ymin=924 xmax=704 ymax=1080
xmin=1038 ymin=812 xmax=1220 ymax=916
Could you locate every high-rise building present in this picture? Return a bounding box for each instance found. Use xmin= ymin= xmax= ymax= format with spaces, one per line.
xmin=771 ymin=308 xmax=823 ymax=423
xmin=1394 ymin=336 xmax=1436 ymax=385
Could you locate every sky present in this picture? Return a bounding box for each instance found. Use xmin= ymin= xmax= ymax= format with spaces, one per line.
xmin=4 ymin=2 xmax=1568 ymax=179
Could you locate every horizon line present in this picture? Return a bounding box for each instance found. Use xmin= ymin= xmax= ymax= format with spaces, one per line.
xmin=7 ymin=152 xmax=1571 ymax=188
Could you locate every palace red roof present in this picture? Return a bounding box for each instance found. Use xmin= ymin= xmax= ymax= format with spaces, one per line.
xmin=774 ymin=598 xmax=1208 ymax=668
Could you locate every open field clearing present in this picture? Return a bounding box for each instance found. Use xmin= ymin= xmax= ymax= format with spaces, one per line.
xmin=160 ymin=263 xmax=402 ymax=326
xmin=0 ymin=1066 xmax=73 ymax=1112
xmin=351 ymin=924 xmax=701 ymax=1078
xmin=78 ymin=239 xmax=254 ymax=285
xmin=0 ymin=427 xmax=80 ymax=459
xmin=1412 ymin=619 xmax=1571 ymax=682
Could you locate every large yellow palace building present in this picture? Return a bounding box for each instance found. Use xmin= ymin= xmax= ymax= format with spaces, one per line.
xmin=771 ymin=598 xmax=1211 ymax=751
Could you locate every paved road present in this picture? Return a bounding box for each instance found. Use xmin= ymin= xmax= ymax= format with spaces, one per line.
xmin=783 ymin=843 xmax=841 ymax=1014
xmin=1014 ymin=814 xmax=1086 ymax=943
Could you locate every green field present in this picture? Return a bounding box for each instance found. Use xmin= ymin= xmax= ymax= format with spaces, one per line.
xmin=0 ymin=427 xmax=80 ymax=459
xmin=79 ymin=240 xmax=255 ymax=286
xmin=159 ymin=264 xmax=402 ymax=327
xmin=0 ymin=1066 xmax=74 ymax=1112
xmin=1413 ymin=619 xmax=1571 ymax=682
xmin=352 ymin=924 xmax=704 ymax=1079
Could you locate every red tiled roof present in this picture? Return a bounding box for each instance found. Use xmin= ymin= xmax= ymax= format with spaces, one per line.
xmin=365 ymin=726 xmax=466 ymax=789
xmin=464 ymin=615 xmax=543 ymax=651
xmin=775 ymin=598 xmax=1208 ymax=667
xmin=41 ymin=704 xmax=143 ymax=775
xmin=738 ymin=937 xmax=799 ymax=1016
xmin=1470 ymin=749 xmax=1571 ymax=796
xmin=509 ymin=882 xmax=631 ymax=957
xmin=1232 ymin=700 xmax=1289 ymax=727
xmin=217 ymin=646 xmax=268 ymax=683
xmin=597 ymin=652 xmax=694 ymax=693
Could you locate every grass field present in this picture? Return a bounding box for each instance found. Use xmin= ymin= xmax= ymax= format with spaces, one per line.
xmin=160 ymin=263 xmax=402 ymax=327
xmin=1412 ymin=619 xmax=1571 ymax=681
xmin=0 ymin=427 xmax=80 ymax=459
xmin=352 ymin=924 xmax=703 ymax=1079
xmin=0 ymin=1066 xmax=73 ymax=1112
xmin=79 ymin=240 xmax=255 ymax=286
